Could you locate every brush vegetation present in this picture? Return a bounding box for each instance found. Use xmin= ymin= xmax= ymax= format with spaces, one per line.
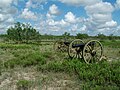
xmin=0 ymin=40 xmax=120 ymax=89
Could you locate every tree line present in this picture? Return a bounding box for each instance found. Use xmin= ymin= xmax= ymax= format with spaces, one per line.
xmin=0 ymin=22 xmax=120 ymax=43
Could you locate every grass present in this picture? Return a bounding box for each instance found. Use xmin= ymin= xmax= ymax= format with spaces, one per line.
xmin=0 ymin=40 xmax=120 ymax=89
xmin=37 ymin=59 xmax=120 ymax=89
xmin=17 ymin=79 xmax=33 ymax=90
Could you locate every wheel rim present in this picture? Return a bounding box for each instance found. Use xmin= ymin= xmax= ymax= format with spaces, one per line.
xmin=68 ymin=39 xmax=84 ymax=59
xmin=83 ymin=40 xmax=103 ymax=64
xmin=54 ymin=41 xmax=63 ymax=52
xmin=54 ymin=41 xmax=68 ymax=52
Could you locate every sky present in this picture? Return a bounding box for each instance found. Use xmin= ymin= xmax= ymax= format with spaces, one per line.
xmin=0 ymin=0 xmax=120 ymax=36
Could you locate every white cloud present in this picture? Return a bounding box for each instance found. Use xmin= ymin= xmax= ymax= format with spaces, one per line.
xmin=41 ymin=10 xmax=84 ymax=35
xmin=20 ymin=8 xmax=37 ymax=20
xmin=105 ymin=20 xmax=117 ymax=27
xmin=0 ymin=0 xmax=18 ymax=33
xmin=114 ymin=25 xmax=120 ymax=35
xmin=25 ymin=0 xmax=46 ymax=9
xmin=59 ymin=0 xmax=100 ymax=6
xmin=85 ymin=2 xmax=114 ymax=14
xmin=71 ymin=24 xmax=78 ymax=31
xmin=46 ymin=18 xmax=69 ymax=27
xmin=0 ymin=14 xmax=5 ymax=22
xmin=6 ymin=17 xmax=14 ymax=23
xmin=92 ymin=14 xmax=111 ymax=23
xmin=47 ymin=19 xmax=58 ymax=26
xmin=31 ymin=0 xmax=47 ymax=3
xmin=26 ymin=0 xmax=32 ymax=8
xmin=65 ymin=12 xmax=76 ymax=23
xmin=46 ymin=12 xmax=56 ymax=19
xmin=58 ymin=0 xmax=119 ymax=35
xmin=115 ymin=0 xmax=120 ymax=9
xmin=80 ymin=25 xmax=87 ymax=31
xmin=49 ymin=4 xmax=60 ymax=15
xmin=46 ymin=4 xmax=60 ymax=21
xmin=59 ymin=19 xmax=68 ymax=26
xmin=0 ymin=0 xmax=13 ymax=8
xmin=83 ymin=2 xmax=117 ymax=35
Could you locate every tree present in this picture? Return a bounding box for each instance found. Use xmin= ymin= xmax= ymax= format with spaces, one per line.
xmin=76 ymin=33 xmax=88 ymax=39
xmin=7 ymin=22 xmax=40 ymax=43
xmin=62 ymin=32 xmax=70 ymax=40
xmin=97 ymin=33 xmax=107 ymax=40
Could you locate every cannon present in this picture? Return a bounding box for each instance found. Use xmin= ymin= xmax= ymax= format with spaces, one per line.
xmin=54 ymin=39 xmax=103 ymax=64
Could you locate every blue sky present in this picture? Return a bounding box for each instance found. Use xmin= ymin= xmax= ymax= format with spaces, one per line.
xmin=0 ymin=0 xmax=120 ymax=36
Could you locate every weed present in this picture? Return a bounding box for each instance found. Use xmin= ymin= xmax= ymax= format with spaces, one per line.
xmin=17 ymin=79 xmax=32 ymax=90
xmin=4 ymin=51 xmax=46 ymax=68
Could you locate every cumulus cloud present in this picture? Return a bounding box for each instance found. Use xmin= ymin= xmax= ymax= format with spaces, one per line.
xmin=49 ymin=4 xmax=60 ymax=15
xmin=0 ymin=0 xmax=13 ymax=7
xmin=59 ymin=0 xmax=100 ymax=6
xmin=26 ymin=0 xmax=32 ymax=8
xmin=46 ymin=4 xmax=60 ymax=20
xmin=65 ymin=12 xmax=76 ymax=23
xmin=19 ymin=8 xmax=37 ymax=20
xmin=85 ymin=2 xmax=114 ymax=14
xmin=71 ymin=24 xmax=78 ymax=31
xmin=80 ymin=25 xmax=87 ymax=32
xmin=114 ymin=25 xmax=120 ymax=35
xmin=58 ymin=0 xmax=118 ymax=35
xmin=0 ymin=0 xmax=18 ymax=33
xmin=46 ymin=19 xmax=69 ymax=27
xmin=105 ymin=20 xmax=117 ymax=27
xmin=25 ymin=0 xmax=46 ymax=9
xmin=115 ymin=0 xmax=120 ymax=9
xmin=82 ymin=2 xmax=117 ymax=35
xmin=58 ymin=0 xmax=119 ymax=35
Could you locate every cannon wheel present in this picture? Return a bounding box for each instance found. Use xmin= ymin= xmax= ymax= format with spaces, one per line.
xmin=83 ymin=40 xmax=103 ymax=64
xmin=68 ymin=39 xmax=84 ymax=59
xmin=54 ymin=41 xmax=67 ymax=52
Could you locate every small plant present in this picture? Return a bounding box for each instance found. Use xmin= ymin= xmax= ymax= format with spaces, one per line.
xmin=17 ymin=79 xmax=32 ymax=90
xmin=0 ymin=61 xmax=2 ymax=75
xmin=4 ymin=59 xmax=16 ymax=69
xmin=119 ymin=51 xmax=120 ymax=54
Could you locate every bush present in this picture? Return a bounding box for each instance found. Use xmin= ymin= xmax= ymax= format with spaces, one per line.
xmin=17 ymin=79 xmax=32 ymax=90
xmin=4 ymin=51 xmax=46 ymax=68
xmin=37 ymin=59 xmax=120 ymax=89
xmin=75 ymin=61 xmax=120 ymax=89
xmin=7 ymin=22 xmax=40 ymax=43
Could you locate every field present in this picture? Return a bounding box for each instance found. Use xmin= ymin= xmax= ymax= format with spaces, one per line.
xmin=0 ymin=39 xmax=120 ymax=90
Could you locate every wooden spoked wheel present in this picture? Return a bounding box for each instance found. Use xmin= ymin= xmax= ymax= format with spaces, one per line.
xmin=83 ymin=40 xmax=103 ymax=64
xmin=54 ymin=41 xmax=67 ymax=52
xmin=68 ymin=39 xmax=84 ymax=59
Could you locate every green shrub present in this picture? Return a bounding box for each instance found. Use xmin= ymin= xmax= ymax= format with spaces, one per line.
xmin=4 ymin=59 xmax=17 ymax=68
xmin=17 ymin=79 xmax=32 ymax=90
xmin=4 ymin=51 xmax=46 ymax=68
xmin=75 ymin=61 xmax=120 ymax=89
xmin=38 ymin=61 xmax=64 ymax=72
xmin=0 ymin=61 xmax=2 ymax=75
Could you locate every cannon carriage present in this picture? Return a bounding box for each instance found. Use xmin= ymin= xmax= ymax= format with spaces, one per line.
xmin=54 ymin=39 xmax=103 ymax=64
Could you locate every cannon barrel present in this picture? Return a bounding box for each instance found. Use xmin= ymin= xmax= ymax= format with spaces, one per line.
xmin=72 ymin=43 xmax=85 ymax=48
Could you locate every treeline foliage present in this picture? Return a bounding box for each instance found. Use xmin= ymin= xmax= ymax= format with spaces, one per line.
xmin=76 ymin=33 xmax=89 ymax=39
xmin=76 ymin=33 xmax=120 ymax=40
xmin=0 ymin=24 xmax=120 ymax=42
xmin=7 ymin=22 xmax=40 ymax=43
xmin=40 ymin=33 xmax=120 ymax=40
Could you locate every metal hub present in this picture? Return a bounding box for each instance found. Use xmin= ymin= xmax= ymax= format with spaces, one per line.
xmin=91 ymin=50 xmax=96 ymax=56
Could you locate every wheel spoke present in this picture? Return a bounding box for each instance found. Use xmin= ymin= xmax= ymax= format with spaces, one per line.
xmin=83 ymin=40 xmax=103 ymax=64
xmin=87 ymin=45 xmax=92 ymax=51
xmin=68 ymin=39 xmax=84 ymax=59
